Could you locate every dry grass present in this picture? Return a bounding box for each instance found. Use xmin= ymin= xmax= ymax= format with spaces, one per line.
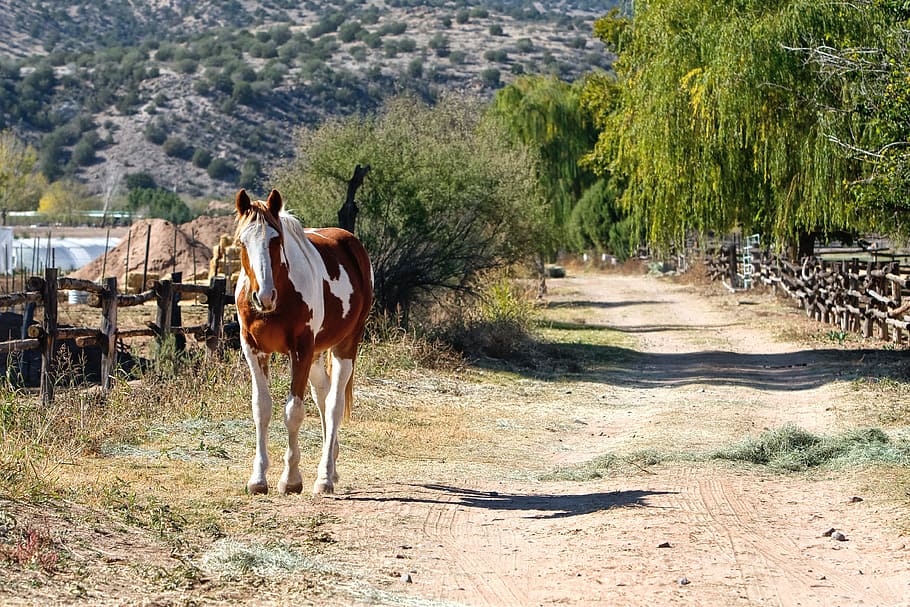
xmin=3 ymin=272 xmax=910 ymax=601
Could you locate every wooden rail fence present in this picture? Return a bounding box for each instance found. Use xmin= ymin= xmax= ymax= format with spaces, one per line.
xmin=0 ymin=268 xmax=235 ymax=404
xmin=707 ymin=245 xmax=910 ymax=344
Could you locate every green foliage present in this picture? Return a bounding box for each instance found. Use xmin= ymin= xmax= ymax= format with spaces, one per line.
xmin=274 ymin=94 xmax=546 ymax=322
xmin=162 ymin=136 xmax=193 ymax=160
xmin=490 ymin=75 xmax=614 ymax=254
xmin=0 ymin=131 xmax=38 ymax=212
xmin=125 ymin=171 xmax=157 ymax=190
xmin=585 ymin=0 xmax=880 ymax=253
xmin=713 ymin=424 xmax=910 ymax=471
xmin=127 ymin=187 xmax=193 ymax=224
xmin=480 ymin=67 xmax=501 ymax=88
xmin=207 ymin=157 xmax=234 ymax=181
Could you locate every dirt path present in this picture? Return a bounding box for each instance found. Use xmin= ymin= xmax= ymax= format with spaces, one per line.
xmin=4 ymin=271 xmax=910 ymax=607
xmin=311 ymin=273 xmax=910 ymax=606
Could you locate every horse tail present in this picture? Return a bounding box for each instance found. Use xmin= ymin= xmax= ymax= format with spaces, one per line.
xmin=343 ymin=373 xmax=354 ymax=421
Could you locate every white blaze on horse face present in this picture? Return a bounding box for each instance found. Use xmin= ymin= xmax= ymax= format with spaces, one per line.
xmin=240 ymin=221 xmax=280 ymax=311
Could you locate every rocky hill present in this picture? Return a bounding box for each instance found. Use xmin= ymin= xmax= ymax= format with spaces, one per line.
xmin=0 ymin=0 xmax=614 ymax=202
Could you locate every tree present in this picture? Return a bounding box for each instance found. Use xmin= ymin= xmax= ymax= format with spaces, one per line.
xmin=585 ymin=1 xmax=877 ymax=256
xmin=127 ymin=187 xmax=192 ymax=224
xmin=489 ymin=75 xmax=604 ymax=254
xmin=0 ymin=131 xmax=38 ymax=213
xmin=38 ymin=180 xmax=94 ymax=224
xmin=273 ymin=95 xmax=546 ymax=324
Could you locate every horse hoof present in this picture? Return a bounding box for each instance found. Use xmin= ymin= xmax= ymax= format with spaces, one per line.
xmin=278 ymin=480 xmax=303 ymax=495
xmin=247 ymin=481 xmax=269 ymax=495
xmin=312 ymin=480 xmax=334 ymax=495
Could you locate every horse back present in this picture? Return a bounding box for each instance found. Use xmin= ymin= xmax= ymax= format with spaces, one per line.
xmin=305 ymin=228 xmax=372 ymax=354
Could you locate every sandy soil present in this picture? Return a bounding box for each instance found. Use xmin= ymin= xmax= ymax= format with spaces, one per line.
xmin=309 ymin=273 xmax=910 ymax=607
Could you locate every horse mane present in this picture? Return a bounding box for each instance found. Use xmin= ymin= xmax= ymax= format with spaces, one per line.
xmin=234 ymin=200 xmax=285 ymax=242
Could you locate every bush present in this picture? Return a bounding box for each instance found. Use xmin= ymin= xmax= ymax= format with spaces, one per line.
xmin=144 ymin=122 xmax=167 ymax=145
xmin=162 ymin=136 xmax=193 ymax=160
xmin=127 ymin=187 xmax=192 ymax=224
xmin=273 ymin=95 xmax=545 ymax=324
xmin=192 ymin=148 xmax=212 ymax=169
xmin=480 ymin=68 xmax=501 ymax=88
xmin=207 ymin=157 xmax=234 ymax=180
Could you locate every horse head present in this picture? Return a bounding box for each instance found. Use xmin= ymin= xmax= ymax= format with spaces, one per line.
xmin=235 ymin=188 xmax=284 ymax=313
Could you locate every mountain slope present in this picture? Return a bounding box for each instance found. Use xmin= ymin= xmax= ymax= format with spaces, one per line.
xmin=0 ymin=0 xmax=613 ymax=201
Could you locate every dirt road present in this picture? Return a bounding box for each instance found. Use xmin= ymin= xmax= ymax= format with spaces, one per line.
xmin=4 ymin=271 xmax=910 ymax=607
xmin=310 ymin=273 xmax=910 ymax=606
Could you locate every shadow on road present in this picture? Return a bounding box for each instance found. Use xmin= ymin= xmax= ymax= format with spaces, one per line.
xmin=343 ymin=483 xmax=675 ymax=519
xmin=475 ymin=324 xmax=909 ymax=391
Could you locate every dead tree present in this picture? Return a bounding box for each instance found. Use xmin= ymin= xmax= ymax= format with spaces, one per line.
xmin=338 ymin=164 xmax=370 ymax=234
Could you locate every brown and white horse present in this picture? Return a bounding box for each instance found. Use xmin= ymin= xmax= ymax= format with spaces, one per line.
xmin=233 ymin=189 xmax=372 ymax=495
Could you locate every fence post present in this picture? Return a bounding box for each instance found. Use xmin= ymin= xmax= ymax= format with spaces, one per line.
xmin=100 ymin=276 xmax=118 ymax=392
xmin=170 ymin=271 xmax=185 ymax=353
xmin=727 ymin=243 xmax=737 ymax=288
xmin=156 ymin=278 xmax=174 ymax=343
xmin=206 ymin=276 xmax=227 ymax=358
xmin=40 ymin=267 xmax=57 ymax=405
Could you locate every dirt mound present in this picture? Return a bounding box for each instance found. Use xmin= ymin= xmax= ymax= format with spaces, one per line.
xmin=69 ymin=214 xmax=237 ymax=284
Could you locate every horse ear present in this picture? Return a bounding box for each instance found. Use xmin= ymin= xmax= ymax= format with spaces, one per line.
xmin=266 ymin=189 xmax=283 ymax=215
xmin=235 ymin=189 xmax=251 ymax=215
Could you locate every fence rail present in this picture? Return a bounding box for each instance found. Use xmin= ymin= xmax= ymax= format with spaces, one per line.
xmin=0 ymin=268 xmax=235 ymax=404
xmin=707 ymin=245 xmax=910 ymax=344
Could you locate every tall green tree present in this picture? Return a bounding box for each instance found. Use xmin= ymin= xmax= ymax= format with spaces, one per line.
xmin=488 ymin=75 xmax=599 ymax=254
xmin=587 ymin=1 xmax=878 ymax=256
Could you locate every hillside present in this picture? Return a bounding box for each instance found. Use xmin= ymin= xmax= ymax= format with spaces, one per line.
xmin=0 ymin=0 xmax=613 ymax=203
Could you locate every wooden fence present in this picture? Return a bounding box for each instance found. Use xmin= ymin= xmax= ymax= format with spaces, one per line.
xmin=0 ymin=268 xmax=235 ymax=404
xmin=707 ymin=244 xmax=910 ymax=343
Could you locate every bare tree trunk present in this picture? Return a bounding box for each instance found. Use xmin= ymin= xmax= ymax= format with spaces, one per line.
xmin=338 ymin=164 xmax=371 ymax=234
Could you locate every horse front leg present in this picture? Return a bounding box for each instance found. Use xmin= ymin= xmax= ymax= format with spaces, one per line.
xmin=278 ymin=347 xmax=312 ymax=495
xmin=314 ymin=353 xmax=353 ymax=494
xmin=242 ymin=339 xmax=272 ymax=495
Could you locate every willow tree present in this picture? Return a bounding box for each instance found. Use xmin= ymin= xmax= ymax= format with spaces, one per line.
xmin=488 ymin=75 xmax=600 ymax=254
xmin=586 ymin=1 xmax=879 ymax=256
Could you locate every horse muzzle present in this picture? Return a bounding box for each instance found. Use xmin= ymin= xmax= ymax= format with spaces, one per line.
xmin=250 ymin=288 xmax=278 ymax=313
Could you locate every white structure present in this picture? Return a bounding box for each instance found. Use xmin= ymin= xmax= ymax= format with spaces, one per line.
xmin=0 ymin=233 xmax=120 ymax=273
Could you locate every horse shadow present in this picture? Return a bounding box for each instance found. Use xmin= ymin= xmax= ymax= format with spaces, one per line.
xmin=341 ymin=483 xmax=675 ymax=519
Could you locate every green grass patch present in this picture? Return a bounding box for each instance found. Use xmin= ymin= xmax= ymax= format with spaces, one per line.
xmin=540 ymin=449 xmax=667 ymax=481
xmin=712 ymin=424 xmax=910 ymax=471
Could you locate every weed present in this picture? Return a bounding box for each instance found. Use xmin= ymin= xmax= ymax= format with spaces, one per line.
xmin=825 ymin=329 xmax=849 ymax=345
xmin=540 ymin=450 xmax=667 ymax=481
xmin=0 ymin=526 xmax=60 ymax=573
xmin=712 ymin=424 xmax=910 ymax=471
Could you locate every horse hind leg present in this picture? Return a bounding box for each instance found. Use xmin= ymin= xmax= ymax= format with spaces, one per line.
xmin=313 ymin=351 xmax=353 ymax=494
xmin=308 ymin=353 xmax=338 ymax=485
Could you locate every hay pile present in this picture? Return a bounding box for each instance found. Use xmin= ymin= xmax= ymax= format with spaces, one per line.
xmin=69 ymin=215 xmax=237 ymax=285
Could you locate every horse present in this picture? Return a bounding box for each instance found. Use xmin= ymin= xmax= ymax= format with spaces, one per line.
xmin=233 ymin=188 xmax=373 ymax=495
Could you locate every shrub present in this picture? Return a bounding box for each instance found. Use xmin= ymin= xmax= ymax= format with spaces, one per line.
xmin=192 ymin=148 xmax=212 ymax=169
xmin=480 ymin=68 xmax=501 ymax=88
xmin=207 ymin=157 xmax=234 ymax=180
xmin=144 ymin=122 xmax=167 ymax=145
xmin=273 ymin=95 xmax=545 ymax=324
xmin=162 ymin=136 xmax=193 ymax=160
